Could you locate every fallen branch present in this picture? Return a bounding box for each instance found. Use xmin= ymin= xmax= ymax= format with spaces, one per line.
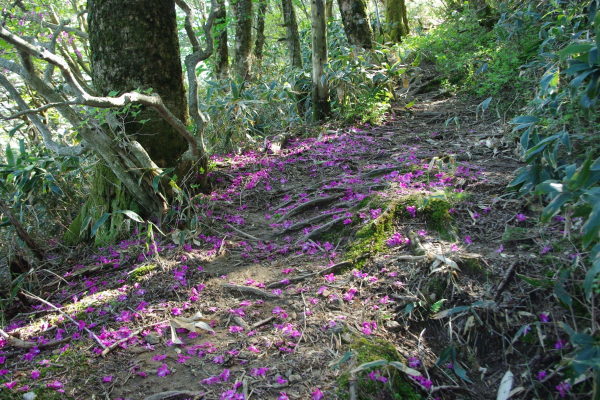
xmin=0 ymin=328 xmax=71 ymax=350
xmin=21 ymin=290 xmax=107 ymax=350
xmin=266 ymin=261 xmax=352 ymax=289
xmin=494 ymin=262 xmax=519 ymax=302
xmin=222 ymin=284 xmax=278 ymax=299
xmin=250 ymin=316 xmax=275 ymax=330
xmin=226 ymin=224 xmax=264 ymax=242
xmin=100 ymin=320 xmax=167 ymax=357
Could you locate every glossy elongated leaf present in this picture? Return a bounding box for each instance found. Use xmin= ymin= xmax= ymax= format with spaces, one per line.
xmin=90 ymin=213 xmax=111 ymax=237
xmin=116 ymin=209 xmax=144 ymax=223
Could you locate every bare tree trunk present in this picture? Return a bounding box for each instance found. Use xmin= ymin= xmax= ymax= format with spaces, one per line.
xmin=253 ymin=0 xmax=267 ymax=67
xmin=281 ymin=0 xmax=303 ymax=69
xmin=214 ymin=0 xmax=229 ymax=78
xmin=232 ymin=0 xmax=253 ymax=80
xmin=311 ymin=0 xmax=330 ymax=121
xmin=384 ymin=0 xmax=409 ymax=42
xmin=325 ymin=0 xmax=334 ymax=21
xmin=337 ymin=0 xmax=374 ymax=48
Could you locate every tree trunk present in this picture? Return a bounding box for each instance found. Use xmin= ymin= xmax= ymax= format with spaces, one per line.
xmin=214 ymin=0 xmax=229 ymax=79
xmin=232 ymin=0 xmax=253 ymax=80
xmin=384 ymin=0 xmax=409 ymax=42
xmin=325 ymin=0 xmax=334 ymax=21
xmin=88 ymin=0 xmax=188 ymax=168
xmin=311 ymin=0 xmax=330 ymax=121
xmin=253 ymin=0 xmax=267 ymax=67
xmin=337 ymin=0 xmax=374 ymax=48
xmin=67 ymin=0 xmax=189 ymax=244
xmin=281 ymin=0 xmax=303 ymax=69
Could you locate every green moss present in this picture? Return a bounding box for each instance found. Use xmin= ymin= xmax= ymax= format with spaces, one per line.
xmin=129 ymin=263 xmax=158 ymax=281
xmin=345 ymin=200 xmax=399 ymax=267
xmin=337 ymin=337 xmax=422 ymax=400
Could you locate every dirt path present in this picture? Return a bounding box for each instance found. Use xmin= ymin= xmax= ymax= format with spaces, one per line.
xmin=2 ymin=93 xmax=560 ymax=400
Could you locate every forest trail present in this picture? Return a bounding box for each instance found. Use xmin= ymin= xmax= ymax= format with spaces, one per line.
xmin=3 ymin=91 xmax=546 ymax=400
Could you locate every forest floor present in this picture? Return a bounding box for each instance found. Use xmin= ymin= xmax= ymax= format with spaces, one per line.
xmin=0 ymin=85 xmax=577 ymax=400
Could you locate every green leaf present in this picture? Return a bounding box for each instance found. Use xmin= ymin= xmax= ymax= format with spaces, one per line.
xmin=116 ymin=210 xmax=144 ymax=223
xmin=90 ymin=212 xmax=111 ymax=237
xmin=432 ymin=305 xmax=469 ymax=319
xmin=581 ymin=201 xmax=600 ymax=248
xmin=584 ymin=244 xmax=600 ymax=299
xmin=559 ymin=43 xmax=593 ymax=58
xmin=351 ymin=359 xmax=389 ymax=374
xmin=517 ymin=274 xmax=553 ymax=288
xmin=5 ymin=145 xmax=15 ymax=166
xmin=541 ymin=193 xmax=574 ymax=222
xmin=453 ymin=362 xmax=473 ymax=383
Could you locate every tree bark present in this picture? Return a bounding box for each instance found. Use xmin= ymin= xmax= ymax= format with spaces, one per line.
xmin=281 ymin=0 xmax=303 ymax=69
xmin=325 ymin=0 xmax=334 ymax=21
xmin=384 ymin=0 xmax=409 ymax=42
xmin=88 ymin=0 xmax=188 ymax=168
xmin=311 ymin=0 xmax=330 ymax=121
xmin=337 ymin=0 xmax=374 ymax=48
xmin=214 ymin=0 xmax=229 ymax=78
xmin=232 ymin=0 xmax=253 ymax=80
xmin=253 ymin=0 xmax=267 ymax=67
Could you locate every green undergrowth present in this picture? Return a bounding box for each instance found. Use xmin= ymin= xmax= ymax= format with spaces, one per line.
xmin=403 ymin=6 xmax=540 ymax=102
xmin=337 ymin=336 xmax=421 ymax=400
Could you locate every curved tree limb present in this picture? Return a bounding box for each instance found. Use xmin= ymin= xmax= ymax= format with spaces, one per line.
xmin=175 ymin=0 xmax=218 ymax=162
xmin=0 ymin=25 xmax=201 ymax=160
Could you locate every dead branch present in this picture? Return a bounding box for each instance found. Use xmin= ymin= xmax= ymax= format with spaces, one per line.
xmin=21 ymin=290 xmax=107 ymax=349
xmin=0 ymin=327 xmax=71 ymax=350
xmin=222 ymin=284 xmax=279 ymax=299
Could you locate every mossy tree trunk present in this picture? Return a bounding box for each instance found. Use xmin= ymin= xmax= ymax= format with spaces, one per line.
xmin=337 ymin=0 xmax=374 ymax=49
xmin=253 ymin=0 xmax=268 ymax=67
xmin=66 ymin=0 xmax=188 ymax=245
xmin=311 ymin=0 xmax=330 ymax=121
xmin=232 ymin=0 xmax=253 ymax=80
xmin=214 ymin=0 xmax=229 ymax=79
xmin=384 ymin=0 xmax=409 ymax=42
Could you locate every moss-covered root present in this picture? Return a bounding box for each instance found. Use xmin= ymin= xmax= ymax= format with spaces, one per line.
xmin=338 ymin=336 xmax=422 ymax=400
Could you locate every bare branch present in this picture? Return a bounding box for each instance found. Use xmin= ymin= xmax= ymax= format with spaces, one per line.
xmin=0 ymin=100 xmax=79 ymax=120
xmin=0 ymin=73 xmax=85 ymax=156
xmin=0 ymin=25 xmax=201 ymax=159
xmin=176 ymin=0 xmax=219 ymax=159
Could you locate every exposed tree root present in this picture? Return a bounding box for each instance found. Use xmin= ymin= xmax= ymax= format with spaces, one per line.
xmin=276 ymin=194 xmax=343 ymax=223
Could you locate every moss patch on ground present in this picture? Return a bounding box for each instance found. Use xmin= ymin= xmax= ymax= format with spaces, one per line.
xmin=337 ymin=336 xmax=422 ymax=400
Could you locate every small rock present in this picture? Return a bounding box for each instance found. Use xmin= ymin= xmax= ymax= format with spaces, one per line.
xmin=23 ymin=393 xmax=37 ymax=400
xmin=288 ymin=374 xmax=302 ymax=383
xmin=384 ymin=320 xmax=401 ymax=331
xmin=145 ymin=333 xmax=160 ymax=345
